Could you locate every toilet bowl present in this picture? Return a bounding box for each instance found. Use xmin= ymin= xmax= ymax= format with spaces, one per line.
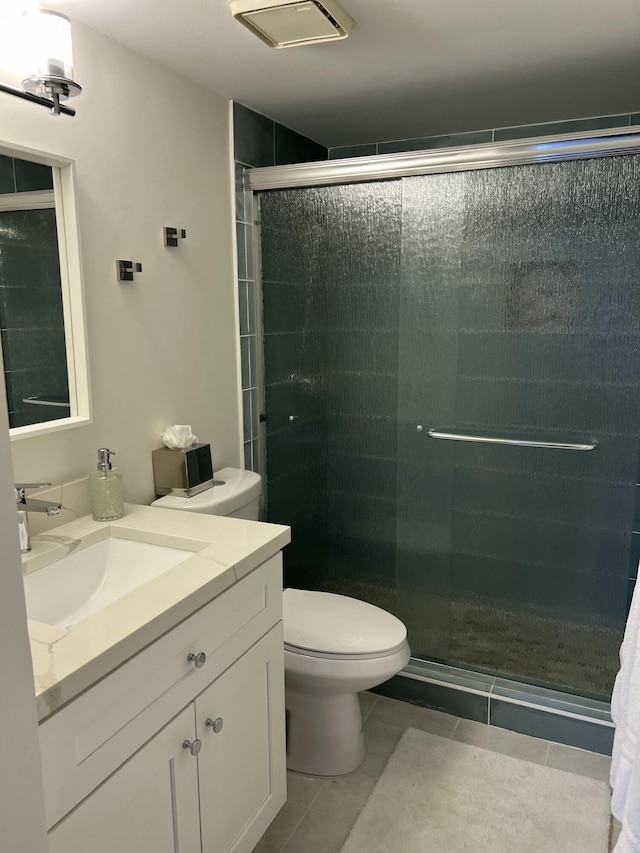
xmin=284 ymin=588 xmax=410 ymax=775
xmin=152 ymin=467 xmax=411 ymax=776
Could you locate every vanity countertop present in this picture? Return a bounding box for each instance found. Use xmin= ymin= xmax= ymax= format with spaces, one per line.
xmin=23 ymin=504 xmax=290 ymax=722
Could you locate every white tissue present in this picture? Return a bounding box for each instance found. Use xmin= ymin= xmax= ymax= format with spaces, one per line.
xmin=160 ymin=424 xmax=199 ymax=449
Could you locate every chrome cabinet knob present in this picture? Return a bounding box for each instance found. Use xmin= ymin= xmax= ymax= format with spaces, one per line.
xmin=183 ymin=738 xmax=202 ymax=756
xmin=205 ymin=717 xmax=224 ymax=733
xmin=187 ymin=651 xmax=207 ymax=668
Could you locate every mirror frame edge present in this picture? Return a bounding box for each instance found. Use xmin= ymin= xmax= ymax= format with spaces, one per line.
xmin=0 ymin=140 xmax=92 ymax=441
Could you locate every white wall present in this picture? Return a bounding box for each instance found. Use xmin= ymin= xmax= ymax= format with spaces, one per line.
xmin=0 ymin=375 xmax=47 ymax=852
xmin=0 ymin=21 xmax=241 ymax=503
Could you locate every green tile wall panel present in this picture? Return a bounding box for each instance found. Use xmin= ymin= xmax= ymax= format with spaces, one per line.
xmin=493 ymin=115 xmax=630 ymax=141
xmin=0 ymin=207 xmax=69 ymax=429
xmin=274 ymin=123 xmax=327 ymax=165
xmin=0 ymin=154 xmax=15 ymax=193
xmin=379 ymin=130 xmax=492 ymax=154
xmin=13 ymin=158 xmax=53 ymax=192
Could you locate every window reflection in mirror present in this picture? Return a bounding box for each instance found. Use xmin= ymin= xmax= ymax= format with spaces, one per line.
xmin=0 ymin=146 xmax=89 ymax=438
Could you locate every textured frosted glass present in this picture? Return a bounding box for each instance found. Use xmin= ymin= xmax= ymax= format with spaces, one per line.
xmin=399 ymin=156 xmax=640 ymax=697
xmin=260 ymin=153 xmax=640 ymax=700
xmin=260 ymin=182 xmax=401 ymax=613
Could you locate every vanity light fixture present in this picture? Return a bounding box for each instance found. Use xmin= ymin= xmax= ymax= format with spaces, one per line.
xmin=0 ymin=9 xmax=81 ymax=117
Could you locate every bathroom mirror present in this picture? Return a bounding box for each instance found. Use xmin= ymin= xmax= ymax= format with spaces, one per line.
xmin=0 ymin=141 xmax=90 ymax=439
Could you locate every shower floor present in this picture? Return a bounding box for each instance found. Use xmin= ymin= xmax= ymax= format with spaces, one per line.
xmin=308 ymin=573 xmax=621 ymax=698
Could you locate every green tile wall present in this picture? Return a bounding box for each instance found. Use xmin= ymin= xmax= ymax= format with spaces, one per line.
xmin=233 ymin=102 xmax=327 ymax=475
xmin=329 ymin=112 xmax=640 ymax=158
xmin=0 ymin=155 xmax=54 ymax=194
xmin=0 ymin=206 xmax=69 ymax=428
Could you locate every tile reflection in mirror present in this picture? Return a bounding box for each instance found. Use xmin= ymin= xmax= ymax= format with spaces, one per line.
xmin=0 ymin=144 xmax=90 ymax=437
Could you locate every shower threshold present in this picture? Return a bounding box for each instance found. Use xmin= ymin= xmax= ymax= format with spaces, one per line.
xmin=372 ymin=657 xmax=614 ymax=756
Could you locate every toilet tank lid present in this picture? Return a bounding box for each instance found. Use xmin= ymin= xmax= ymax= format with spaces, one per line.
xmin=283 ymin=588 xmax=407 ymax=657
xmin=151 ymin=467 xmax=261 ymax=515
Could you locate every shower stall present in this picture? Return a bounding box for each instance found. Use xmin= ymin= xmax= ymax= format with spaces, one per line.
xmin=250 ymin=131 xmax=640 ymax=706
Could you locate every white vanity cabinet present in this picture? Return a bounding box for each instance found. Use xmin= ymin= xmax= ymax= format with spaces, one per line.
xmin=39 ymin=554 xmax=286 ymax=853
xmin=48 ymin=704 xmax=202 ymax=853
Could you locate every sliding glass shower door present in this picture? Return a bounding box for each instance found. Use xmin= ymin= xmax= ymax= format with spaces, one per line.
xmin=397 ymin=158 xmax=640 ymax=697
xmin=261 ymin=182 xmax=402 ymax=614
xmin=259 ymin=152 xmax=640 ymax=700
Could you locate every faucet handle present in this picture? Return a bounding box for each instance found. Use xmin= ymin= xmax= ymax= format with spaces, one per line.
xmin=15 ymin=483 xmax=52 ymax=489
xmin=15 ymin=483 xmax=52 ymax=504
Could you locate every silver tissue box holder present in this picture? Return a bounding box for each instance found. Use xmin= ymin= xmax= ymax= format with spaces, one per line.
xmin=152 ymin=443 xmax=214 ymax=497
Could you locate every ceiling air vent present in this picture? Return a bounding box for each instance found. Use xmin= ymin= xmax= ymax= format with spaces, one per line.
xmin=228 ymin=0 xmax=355 ymax=49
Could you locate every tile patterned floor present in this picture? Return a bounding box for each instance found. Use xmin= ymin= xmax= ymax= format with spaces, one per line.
xmin=254 ymin=693 xmax=618 ymax=853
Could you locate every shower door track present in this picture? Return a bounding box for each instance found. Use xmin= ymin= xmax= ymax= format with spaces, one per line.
xmin=245 ymin=126 xmax=640 ymax=190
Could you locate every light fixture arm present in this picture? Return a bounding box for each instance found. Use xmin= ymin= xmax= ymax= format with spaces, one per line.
xmin=0 ymin=81 xmax=76 ymax=116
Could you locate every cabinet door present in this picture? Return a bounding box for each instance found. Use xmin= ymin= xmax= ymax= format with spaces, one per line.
xmin=47 ymin=705 xmax=201 ymax=853
xmin=196 ymin=624 xmax=286 ymax=853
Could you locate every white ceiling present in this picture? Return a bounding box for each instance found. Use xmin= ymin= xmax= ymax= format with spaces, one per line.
xmin=55 ymin=0 xmax=640 ymax=147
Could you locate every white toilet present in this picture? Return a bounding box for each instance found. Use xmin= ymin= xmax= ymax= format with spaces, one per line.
xmin=152 ymin=467 xmax=411 ymax=776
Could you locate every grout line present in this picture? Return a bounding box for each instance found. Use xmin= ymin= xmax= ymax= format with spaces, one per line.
xmin=361 ymin=694 xmax=379 ymax=724
xmin=279 ymin=803 xmax=310 ymax=853
xmin=306 ymin=781 xmax=327 ymax=811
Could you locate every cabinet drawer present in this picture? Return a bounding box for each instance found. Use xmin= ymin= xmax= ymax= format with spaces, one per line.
xmin=39 ymin=553 xmax=282 ymax=829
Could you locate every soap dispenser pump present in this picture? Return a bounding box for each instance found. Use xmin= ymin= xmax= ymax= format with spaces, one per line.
xmin=90 ymin=448 xmax=124 ymax=521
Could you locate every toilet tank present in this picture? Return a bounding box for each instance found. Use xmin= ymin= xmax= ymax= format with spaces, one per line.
xmin=151 ymin=467 xmax=262 ymax=520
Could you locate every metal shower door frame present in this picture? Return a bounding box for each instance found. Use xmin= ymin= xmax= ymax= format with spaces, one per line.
xmin=247 ymin=125 xmax=640 ymax=515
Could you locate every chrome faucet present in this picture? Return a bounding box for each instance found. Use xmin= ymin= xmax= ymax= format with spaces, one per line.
xmin=15 ymin=483 xmax=62 ymax=554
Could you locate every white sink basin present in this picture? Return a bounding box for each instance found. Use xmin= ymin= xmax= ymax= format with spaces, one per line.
xmin=24 ymin=537 xmax=195 ymax=628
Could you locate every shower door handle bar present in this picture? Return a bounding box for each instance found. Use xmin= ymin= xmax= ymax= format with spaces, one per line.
xmin=427 ymin=430 xmax=597 ymax=451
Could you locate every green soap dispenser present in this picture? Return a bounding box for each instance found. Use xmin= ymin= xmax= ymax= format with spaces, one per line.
xmin=90 ymin=448 xmax=124 ymax=521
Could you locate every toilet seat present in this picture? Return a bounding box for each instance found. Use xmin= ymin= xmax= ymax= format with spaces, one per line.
xmin=283 ymin=588 xmax=408 ymax=660
xmin=283 ymin=642 xmax=405 ymax=661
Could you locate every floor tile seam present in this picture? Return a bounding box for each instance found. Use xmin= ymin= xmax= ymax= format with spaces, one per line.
xmin=451 ymin=732 xmax=554 ymax=766
xmin=548 ymin=740 xmax=614 ymax=759
xmin=364 ymin=711 xmax=407 ymax=731
xmin=280 ymin=804 xmax=312 ymax=852
xmin=365 ymin=743 xmax=394 ymax=758
xmin=369 ymin=703 xmax=459 ymax=727
xmin=306 ymin=800 xmax=338 ymax=817
xmin=311 ymin=767 xmax=383 ymax=794
xmin=305 ymin=780 xmax=328 ymax=810
xmin=543 ymin=757 xmax=612 ymax=784
xmin=360 ymin=696 xmax=379 ymax=725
